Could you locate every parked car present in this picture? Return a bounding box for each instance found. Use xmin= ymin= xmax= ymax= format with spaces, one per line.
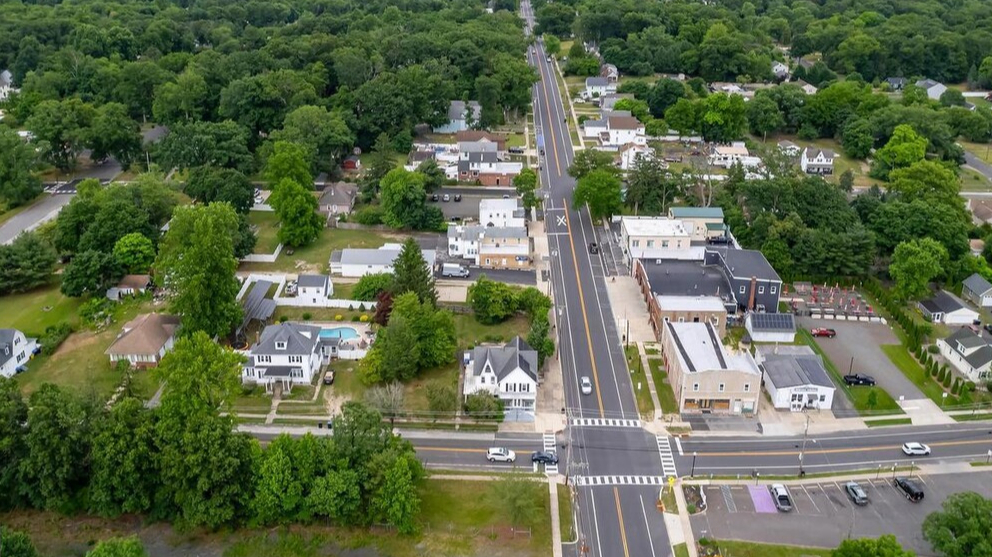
xmin=984 ymin=323 xmax=992 ymax=334
xmin=431 ymin=194 xmax=439 ymax=202
xmin=580 ymin=376 xmax=593 ymax=395
xmin=902 ymin=442 xmax=931 ymax=456
xmin=322 ymin=371 xmax=335 ymax=385
xmin=811 ymin=328 xmax=837 ymax=338
xmin=454 ymin=194 xmax=462 ymax=201
xmin=589 ymin=242 xmax=599 ymax=254
xmin=843 ymin=373 xmax=876 ymax=386
xmin=770 ymin=484 xmax=793 ymax=512
xmin=894 ymin=477 xmax=925 ymax=502
xmin=845 ymin=481 xmax=869 ymax=506
xmin=486 ymin=447 xmax=516 ymax=463
xmin=531 ymin=451 xmax=559 ymax=464
xmin=442 ymin=194 xmax=451 ymax=202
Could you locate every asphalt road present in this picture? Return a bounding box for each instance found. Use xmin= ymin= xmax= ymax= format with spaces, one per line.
xmin=0 ymin=193 xmax=74 ymax=244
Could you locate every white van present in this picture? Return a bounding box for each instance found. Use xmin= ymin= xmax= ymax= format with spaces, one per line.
xmin=442 ymin=263 xmax=470 ymax=278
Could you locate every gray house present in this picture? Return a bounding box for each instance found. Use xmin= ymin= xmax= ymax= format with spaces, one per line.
xmin=434 ymin=100 xmax=482 ymax=134
xmin=704 ymin=247 xmax=782 ymax=313
xmin=962 ymin=273 xmax=992 ymax=309
xmin=463 ymin=336 xmax=538 ymax=419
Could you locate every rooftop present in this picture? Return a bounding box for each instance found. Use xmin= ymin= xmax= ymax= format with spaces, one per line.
xmin=665 ymin=322 xmax=760 ymax=375
xmin=337 ymin=246 xmax=436 ymax=268
xmin=920 ymin=290 xmax=967 ymax=315
xmin=669 ymin=207 xmax=724 ymax=219
xmin=621 ymin=217 xmax=690 ymax=238
xmin=706 ymin=246 xmax=781 ymax=282
xmin=747 ymin=312 xmax=796 ymax=333
xmin=609 ymin=116 xmax=643 ymax=130
xmin=252 ymin=322 xmax=321 ymax=357
xmin=655 ymin=295 xmax=727 ymax=313
xmin=297 ymin=274 xmax=328 ymax=289
xmin=641 ymin=260 xmax=736 ymax=304
xmin=480 ymin=197 xmax=521 ymax=214
xmin=944 ymin=328 xmax=992 ymax=370
xmin=105 ymin=313 xmax=180 ymax=357
xmin=586 ymin=77 xmax=610 ymax=87
xmin=240 ymin=280 xmax=276 ymax=335
xmin=469 ymin=336 xmax=538 ymax=382
xmin=713 ymin=143 xmax=749 ymax=157
xmin=758 ymin=346 xmax=834 ymax=389
xmin=963 ymin=273 xmax=992 ymax=296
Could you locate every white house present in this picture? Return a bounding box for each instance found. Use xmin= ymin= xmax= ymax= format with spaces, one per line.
xmin=434 ymin=100 xmax=482 ymax=134
xmin=242 ymin=322 xmax=327 ymax=392
xmin=915 ymin=79 xmax=947 ymax=101
xmin=962 ymin=273 xmax=992 ymax=309
xmin=772 ymin=61 xmax=790 ymax=79
xmin=937 ymin=328 xmax=992 ymax=383
xmin=106 ymin=274 xmax=152 ymax=301
xmin=0 ymin=329 xmax=39 ymax=378
xmin=618 ymin=143 xmax=658 ymax=172
xmin=296 ymin=274 xmax=333 ymax=304
xmin=448 ymin=225 xmax=531 ymax=269
xmin=755 ymin=346 xmax=836 ymax=412
xmin=599 ymin=115 xmax=646 ymax=148
xmin=778 ymin=140 xmax=801 ymax=157
xmin=330 ymin=244 xmax=437 ymax=278
xmin=795 ymin=79 xmax=818 ymax=95
xmin=709 ymin=142 xmax=762 ymax=169
xmin=918 ymin=291 xmax=979 ymax=325
xmin=457 ymin=151 xmax=522 ymax=186
xmin=463 ymin=337 xmax=539 ymax=416
xmin=619 ymin=216 xmax=700 ymax=261
xmin=448 ymin=225 xmax=484 ymax=260
xmin=0 ymin=70 xmax=18 ymax=102
xmin=479 ymin=198 xmax=526 ymax=228
xmin=584 ymin=77 xmax=617 ymax=99
xmin=745 ymin=312 xmax=796 ymax=343
xmin=105 ymin=313 xmax=180 ymax=368
xmin=800 ymin=147 xmax=834 ymax=175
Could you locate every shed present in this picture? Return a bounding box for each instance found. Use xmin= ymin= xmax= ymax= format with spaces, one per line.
xmin=745 ymin=312 xmax=796 ymax=343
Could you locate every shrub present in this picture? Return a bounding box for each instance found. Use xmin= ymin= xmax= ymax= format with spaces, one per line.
xmin=302 ymin=312 xmax=312 ymax=321
xmin=335 ymin=314 xmax=343 ymax=321
xmin=964 ymin=381 xmax=976 ymax=393
xmin=687 ymin=503 xmax=697 ymax=514
xmin=937 ymin=367 xmax=946 ymax=382
xmin=354 ymin=205 xmax=384 ymax=225
xmin=951 ymin=378 xmax=960 ymax=395
xmin=942 ymin=372 xmax=952 ymax=388
xmin=279 ymin=315 xmax=289 ymax=323
xmin=927 ymin=345 xmax=939 ymax=354
xmin=351 ymin=315 xmax=361 ymax=321
xmin=358 ymin=303 xmax=366 ymax=312
xmin=39 ymin=323 xmax=73 ymax=355
xmin=360 ymin=314 xmax=370 ymax=322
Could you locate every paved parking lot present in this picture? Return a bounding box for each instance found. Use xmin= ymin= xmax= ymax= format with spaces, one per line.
xmin=798 ymin=317 xmax=926 ymax=401
xmin=691 ymin=473 xmax=992 ymax=555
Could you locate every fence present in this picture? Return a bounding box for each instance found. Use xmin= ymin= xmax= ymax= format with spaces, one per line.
xmin=239 ymin=243 xmax=283 ymax=263
xmin=236 ymin=273 xmax=377 ymax=309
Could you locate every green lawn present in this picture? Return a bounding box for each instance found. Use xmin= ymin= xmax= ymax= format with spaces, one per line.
xmin=240 ymin=228 xmax=395 ymax=274
xmin=0 ymin=284 xmax=83 ymax=336
xmin=232 ymin=386 xmax=274 ymax=414
xmin=557 ymin=486 xmax=574 ymax=542
xmin=962 ymin=140 xmax=992 ymax=164
xmin=881 ymin=344 xmax=960 ymax=407
xmin=865 ymin=417 xmax=913 ymax=428
xmin=452 ymin=312 xmax=530 ymax=349
xmin=953 ymin=412 xmax=992 ymax=422
xmin=706 ymin=540 xmax=832 ymax=557
xmin=247 ymin=210 xmax=281 ymax=254
xmin=624 ymin=345 xmax=655 ymax=419
xmin=798 ymin=330 xmax=902 ymax=415
xmin=647 ymin=358 xmax=680 ymax=414
xmin=506 ymin=132 xmax=527 ymax=148
xmin=673 ymin=543 xmax=690 ymax=557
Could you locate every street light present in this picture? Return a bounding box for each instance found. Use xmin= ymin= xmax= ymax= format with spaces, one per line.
xmin=691 ymin=452 xmax=697 ymax=478
xmin=798 ymin=413 xmax=811 ymax=477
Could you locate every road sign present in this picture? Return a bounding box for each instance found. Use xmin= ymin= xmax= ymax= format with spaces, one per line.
xmin=667 ymin=476 xmax=676 ymax=487
xmin=556 ymin=215 xmax=567 ymax=227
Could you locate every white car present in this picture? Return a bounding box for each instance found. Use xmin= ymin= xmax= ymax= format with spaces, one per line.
xmin=902 ymin=442 xmax=931 ymax=456
xmin=580 ymin=376 xmax=593 ymax=395
xmin=486 ymin=447 xmax=516 ymax=463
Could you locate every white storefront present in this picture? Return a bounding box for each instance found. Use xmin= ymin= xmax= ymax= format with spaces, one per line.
xmin=756 ymin=346 xmax=836 ymax=412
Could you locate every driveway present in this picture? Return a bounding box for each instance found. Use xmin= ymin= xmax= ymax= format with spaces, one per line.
xmin=0 ymin=194 xmax=74 ymax=244
xmin=799 ymin=318 xmax=926 ymax=401
xmin=964 ymin=152 xmax=992 ymax=181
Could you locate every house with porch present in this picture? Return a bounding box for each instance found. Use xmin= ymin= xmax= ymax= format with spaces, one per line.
xmin=105 ymin=313 xmax=180 ymax=368
xmin=918 ymin=291 xmax=978 ymax=325
xmin=800 ymin=147 xmax=834 ymax=175
xmin=463 ymin=336 xmax=539 ymax=417
xmin=242 ymin=322 xmax=327 ymax=393
xmin=937 ymin=328 xmax=992 ymax=383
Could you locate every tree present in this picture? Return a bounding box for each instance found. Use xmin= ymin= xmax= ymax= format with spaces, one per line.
xmin=569 ymin=149 xmax=618 ymax=180
xmin=185 ymin=166 xmax=254 ymax=214
xmin=543 ymin=35 xmax=561 ymax=56
xmin=832 ymin=535 xmax=913 ymax=557
xmin=152 ymin=69 xmax=209 ymax=124
xmin=61 ymin=250 xmax=123 ymax=297
xmin=380 ymin=169 xmax=432 ymax=229
xmin=839 ymin=170 xmax=856 ymax=192
xmin=0 ymin=527 xmax=38 ymax=557
xmin=25 ymin=98 xmax=94 ymax=171
xmin=0 ymin=232 xmax=57 ymax=296
xmin=353 ymin=273 xmax=394 ymax=302
xmin=359 ymin=133 xmax=397 ymax=201
xmin=270 ymin=105 xmax=354 ymax=172
xmin=306 ymin=468 xmax=362 ymax=524
xmin=626 ymin=157 xmax=684 ymax=215
xmin=276 ymin=180 xmax=323 ymax=248
xmin=0 ymin=127 xmax=43 ymax=207
xmin=890 ymin=238 xmax=948 ymax=301
xmin=665 ymin=98 xmax=699 ymax=136
xmin=416 ymin=159 xmax=446 ymax=193
xmin=392 ymin=237 xmax=437 ymax=306
xmin=154 ymin=120 xmax=253 ymax=173
xmin=362 ymin=314 xmax=420 ymax=384
xmin=648 ymin=78 xmax=687 ymax=118
xmin=842 ymin=118 xmax=875 ymax=159
xmin=872 ymin=124 xmax=927 ymax=180
xmin=923 ymin=491 xmax=992 ymax=557
xmin=0 ymin=378 xmax=29 ymax=510
xmin=527 ymin=315 xmax=555 ymax=368
xmin=489 ymin=472 xmax=540 ymax=528
xmin=112 ymin=233 xmax=155 ymax=274
xmin=390 ymin=292 xmax=457 ymax=371
xmin=574 ymin=169 xmax=623 ymax=219
xmin=888 ymin=161 xmax=961 ymax=206
xmin=88 ymin=103 xmax=142 ymax=170
xmin=89 ymin=398 xmax=159 ymax=517
xmin=614 ymin=98 xmax=651 ymax=123
xmin=364 ymin=382 xmax=405 ymax=425
xmin=156 ymin=204 xmax=242 ymax=338
xmin=468 ymin=276 xmax=519 ymax=325
xmin=264 ymin=141 xmax=313 ymax=191
xmin=85 ymin=537 xmax=148 ymax=557
xmin=251 ymin=438 xmax=303 ymax=525
xmin=369 ymin=453 xmax=422 ymax=534
xmin=513 ymin=168 xmax=539 ymax=211
xmin=939 ymin=89 xmax=967 ymax=107
xmin=746 ymin=95 xmax=784 ymax=140
xmin=426 ymin=382 xmax=457 ymax=414
xmin=698 ymin=93 xmax=747 ymax=142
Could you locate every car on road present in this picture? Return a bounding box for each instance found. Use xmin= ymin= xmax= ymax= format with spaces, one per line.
xmin=442 ymin=194 xmax=450 ymax=202
xmin=843 ymin=373 xmax=876 ymax=386
xmin=531 ymin=451 xmax=559 ymax=464
xmin=902 ymin=442 xmax=931 ymax=456
xmin=811 ymin=328 xmax=837 ymax=338
xmin=845 ymin=481 xmax=869 ymax=506
xmin=454 ymin=194 xmax=462 ymax=202
xmin=770 ymin=484 xmax=793 ymax=512
xmin=323 ymin=371 xmax=335 ymax=385
xmin=984 ymin=323 xmax=992 ymax=334
xmin=589 ymin=242 xmax=599 ymax=254
xmin=894 ymin=477 xmax=925 ymax=502
xmin=580 ymin=376 xmax=593 ymax=395
xmin=486 ymin=447 xmax=516 ymax=463
xmin=431 ymin=194 xmax=439 ymax=202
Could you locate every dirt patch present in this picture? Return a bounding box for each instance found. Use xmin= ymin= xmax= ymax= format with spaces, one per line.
xmin=50 ymin=330 xmax=102 ymax=358
xmin=683 ymin=485 xmax=706 ymax=514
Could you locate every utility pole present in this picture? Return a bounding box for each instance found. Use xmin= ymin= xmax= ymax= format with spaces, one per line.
xmin=798 ymin=413 xmax=810 ymax=477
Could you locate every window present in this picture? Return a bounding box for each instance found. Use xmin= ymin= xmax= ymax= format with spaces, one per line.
xmin=663 ymin=317 xmax=669 ymax=322
xmin=758 ymin=286 xmax=764 ymax=294
xmin=693 ymin=317 xmax=700 ymax=323
xmin=521 ymin=383 xmax=530 ymax=392
xmin=647 ymin=240 xmax=654 ymax=248
xmin=739 ymin=285 xmax=745 ymax=294
xmin=819 ymin=395 xmax=826 ymax=402
xmin=743 ymin=383 xmax=750 ymax=392
xmin=632 ymin=240 xmax=640 ymax=247
xmin=257 ymin=355 xmax=271 ymax=364
xmin=718 ymin=383 xmax=725 ymax=392
xmin=771 ymin=286 xmax=777 ymax=294
xmin=661 ymin=240 xmax=669 ymax=248
xmin=275 ymin=341 xmax=287 ymax=350
xmin=692 ymin=383 xmax=699 ymax=392
xmin=289 ymin=355 xmax=302 ymax=364
xmin=678 ymin=317 xmax=685 ymax=322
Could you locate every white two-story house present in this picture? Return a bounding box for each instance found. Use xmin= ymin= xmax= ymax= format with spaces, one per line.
xmin=599 ymin=115 xmax=646 ymax=148
xmin=463 ymin=337 xmax=539 ymax=416
xmin=800 ymin=147 xmax=834 ymax=175
xmin=584 ymin=77 xmax=617 ymax=99
xmin=937 ymin=328 xmax=992 ymax=383
xmin=448 ymin=225 xmax=531 ymax=269
xmin=0 ymin=329 xmax=39 ymax=378
xmin=709 ymin=142 xmax=762 ymax=169
xmin=479 ymin=198 xmax=526 ymax=228
xmin=242 ymin=322 xmax=325 ymax=393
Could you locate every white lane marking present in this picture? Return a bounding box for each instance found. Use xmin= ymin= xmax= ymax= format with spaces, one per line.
xmin=675 ymin=437 xmax=684 ymax=456
xmin=575 ymin=475 xmax=666 ymax=487
xmin=656 ymin=436 xmax=678 ymax=478
xmin=639 ymin=495 xmax=659 ymax=557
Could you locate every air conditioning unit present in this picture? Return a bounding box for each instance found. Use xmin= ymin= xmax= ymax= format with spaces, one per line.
xmin=655 ymin=259 xmax=662 ymax=265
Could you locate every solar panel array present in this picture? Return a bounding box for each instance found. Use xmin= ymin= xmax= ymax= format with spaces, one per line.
xmin=750 ymin=312 xmax=795 ymax=331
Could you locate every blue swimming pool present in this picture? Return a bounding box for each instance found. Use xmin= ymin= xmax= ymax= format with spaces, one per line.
xmin=319 ymin=326 xmax=359 ymax=340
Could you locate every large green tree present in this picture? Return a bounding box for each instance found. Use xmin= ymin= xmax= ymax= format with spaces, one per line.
xmin=871 ymin=124 xmax=928 ymax=180
xmin=380 ymin=168 xmax=437 ymax=230
xmin=263 ymin=141 xmax=313 ymax=192
xmin=89 ymin=399 xmax=158 ymax=516
xmin=154 ymin=120 xmax=252 ymax=173
xmin=513 ymin=168 xmax=539 ymax=211
xmin=61 ymin=249 xmax=123 ymax=297
xmin=25 ymin=98 xmax=94 ymax=171
xmin=275 ymin=180 xmax=323 ymax=248
xmin=392 ymin=237 xmax=437 ymax=306
xmin=88 ymin=102 xmax=142 ymax=170
xmin=923 ymin=492 xmax=992 ymax=557
xmin=0 ymin=127 xmax=43 ymax=207
xmin=890 ymin=238 xmax=949 ymax=301
xmin=0 ymin=232 xmax=57 ymax=296
xmin=574 ymin=169 xmax=623 ymax=219
xmin=270 ymin=105 xmax=355 ymax=172
xmin=0 ymin=378 xmax=29 ymax=510
xmin=112 ymin=232 xmax=156 ymax=274
xmin=185 ymin=166 xmax=254 ymax=214
xmin=468 ymin=275 xmax=519 ymax=325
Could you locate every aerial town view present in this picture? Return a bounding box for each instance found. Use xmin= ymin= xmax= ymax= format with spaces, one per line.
xmin=2 ymin=0 xmax=992 ymax=555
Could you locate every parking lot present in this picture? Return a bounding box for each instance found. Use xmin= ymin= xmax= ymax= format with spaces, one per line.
xmin=432 ymin=186 xmax=517 ymax=220
xmin=691 ymin=473 xmax=992 ymax=554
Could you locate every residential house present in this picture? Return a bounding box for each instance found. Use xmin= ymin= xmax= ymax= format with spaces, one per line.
xmin=771 ymin=61 xmax=790 ymax=80
xmin=601 ymin=63 xmax=619 ymax=83
xmin=962 ymin=273 xmax=992 ymax=309
xmin=318 ymin=182 xmax=358 ymax=216
xmin=620 ymin=216 xmax=698 ymax=262
xmin=618 ymin=143 xmax=656 ymax=172
xmin=661 ymin=321 xmax=761 ymax=415
xmin=584 ymin=77 xmax=617 ymax=99
xmin=457 ymin=151 xmax=522 ymax=186
xmin=968 ymin=198 xmax=992 ymax=226
xmin=105 ymin=313 xmax=180 ymax=368
xmin=778 ymin=140 xmax=801 ymax=157
xmin=462 ymin=337 xmax=539 ymax=415
xmin=296 ymin=274 xmax=333 ymax=304
xmin=342 ymin=155 xmax=361 ymax=171
xmin=242 ymin=322 xmax=325 ymax=392
xmin=447 ymin=224 xmax=485 ymax=261
xmin=937 ymin=328 xmax=992 ymax=383
xmin=755 ymin=345 xmax=835 ymax=412
xmin=409 ymin=150 xmax=436 ymax=166
xmin=918 ymin=291 xmax=979 ymax=325
xmin=582 ymin=118 xmax=608 ymax=140
xmin=709 ymin=142 xmax=762 ymax=169
xmin=598 ymin=93 xmax=634 ymax=111
xmin=704 ymin=246 xmax=783 ymax=313
xmin=651 ymin=296 xmax=728 ymax=338
xmin=668 ymin=206 xmax=727 ymax=242
xmin=434 ymin=100 xmax=482 ymax=134
xmin=448 ymin=225 xmax=531 ymax=269
xmin=885 ymin=77 xmax=907 ymax=91
xmin=745 ymin=312 xmax=796 ymax=343
xmin=106 ymin=274 xmax=152 ymax=301
xmin=0 ymin=329 xmax=39 ymax=378
xmin=480 ymin=198 xmax=526 ymax=228
xmin=456 ymin=130 xmax=507 ymax=153
xmin=795 ymin=79 xmax=818 ymax=95
xmin=0 ymin=70 xmax=16 ymax=101
xmin=915 ymin=79 xmax=947 ymax=101
xmin=330 ymin=243 xmax=437 ymax=278
xmin=971 ymin=239 xmax=985 ymax=257
xmin=598 ymin=115 xmax=646 ymax=148
xmin=800 ymin=147 xmax=834 ymax=175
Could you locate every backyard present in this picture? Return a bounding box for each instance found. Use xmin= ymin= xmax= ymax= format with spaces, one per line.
xmin=239 ymin=227 xmax=398 ymax=274
xmin=247 ymin=210 xmax=281 ymax=254
xmin=0 ymin=283 xmax=83 ymax=335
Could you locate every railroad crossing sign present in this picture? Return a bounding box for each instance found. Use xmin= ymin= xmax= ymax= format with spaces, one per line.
xmin=556 ymin=215 xmax=567 ymax=227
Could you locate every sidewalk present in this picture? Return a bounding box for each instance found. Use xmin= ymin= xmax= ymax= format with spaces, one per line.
xmin=672 ymin=481 xmax=699 ymax=557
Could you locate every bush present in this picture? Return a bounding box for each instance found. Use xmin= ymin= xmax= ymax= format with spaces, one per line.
xmin=352 ymin=272 xmax=394 ymax=301
xmin=279 ymin=315 xmax=289 ymax=323
xmin=351 ymin=315 xmax=360 ymax=321
xmin=927 ymin=345 xmax=939 ymax=354
xmin=964 ymin=381 xmax=976 ymax=393
xmin=937 ymin=367 xmax=946 ymax=382
xmin=335 ymin=314 xmax=343 ymax=321
xmin=354 ymin=205 xmax=385 ymax=226
xmin=79 ymin=297 xmax=113 ymax=326
xmin=951 ymin=378 xmax=960 ymax=395
xmin=302 ymin=312 xmax=312 ymax=321
xmin=464 ymin=393 xmax=504 ymax=421
xmin=943 ymin=372 xmax=952 ymax=388
xmin=39 ymin=323 xmax=73 ymax=355
xmin=360 ymin=314 xmax=370 ymax=322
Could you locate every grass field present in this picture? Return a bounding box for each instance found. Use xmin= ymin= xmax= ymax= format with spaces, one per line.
xmin=881 ymin=344 xmax=960 ymax=407
xmin=247 ymin=210 xmax=281 ymax=254
xmin=673 ymin=543 xmax=690 ymax=557
xmin=706 ymin=540 xmax=832 ymax=557
xmin=647 ymin=358 xmax=680 ymax=415
xmin=452 ymin=312 xmax=530 ymax=349
xmin=961 ymin=139 xmax=992 ymax=164
xmin=557 ymin=486 xmax=574 ymax=542
xmin=953 ymin=412 xmax=992 ymax=421
xmin=0 ymin=284 xmax=83 ymax=336
xmin=240 ymin=227 xmax=395 ymax=274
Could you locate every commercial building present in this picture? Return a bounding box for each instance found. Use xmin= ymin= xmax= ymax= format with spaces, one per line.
xmin=668 ymin=207 xmax=728 ymax=242
xmin=755 ymin=345 xmax=836 ymax=412
xmin=480 ymin=198 xmax=526 ymax=228
xmin=651 ymin=295 xmax=728 ymax=337
xmin=448 ymin=225 xmax=531 ymax=269
xmin=619 ymin=216 xmax=698 ymax=261
xmin=704 ymin=247 xmax=783 ymax=312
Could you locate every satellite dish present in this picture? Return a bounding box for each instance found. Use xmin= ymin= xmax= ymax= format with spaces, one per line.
xmin=353 ymin=147 xmax=362 ymax=156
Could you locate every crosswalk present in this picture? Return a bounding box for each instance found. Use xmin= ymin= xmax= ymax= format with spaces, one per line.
xmin=543 ymin=432 xmax=559 ymax=475
xmin=656 ymin=435 xmax=678 ymax=478
xmin=569 ymin=417 xmax=642 ymax=428
xmin=574 ymin=475 xmax=667 ymax=487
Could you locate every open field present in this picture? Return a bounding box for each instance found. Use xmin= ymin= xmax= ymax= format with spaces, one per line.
xmin=240 ymin=228 xmax=397 ymax=274
xmin=0 ymin=283 xmax=83 ymax=335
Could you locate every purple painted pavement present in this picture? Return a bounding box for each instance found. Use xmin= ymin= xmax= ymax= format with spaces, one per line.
xmin=748 ymin=485 xmax=778 ymax=513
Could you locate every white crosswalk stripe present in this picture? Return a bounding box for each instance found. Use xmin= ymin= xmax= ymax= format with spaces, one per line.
xmin=569 ymin=418 xmax=642 ymax=428
xmin=656 ymin=436 xmax=678 ymax=478
xmin=543 ymin=432 xmax=559 ymax=476
xmin=574 ymin=475 xmax=666 ymax=487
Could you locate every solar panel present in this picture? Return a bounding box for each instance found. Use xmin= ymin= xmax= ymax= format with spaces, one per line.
xmin=750 ymin=312 xmax=795 ymax=331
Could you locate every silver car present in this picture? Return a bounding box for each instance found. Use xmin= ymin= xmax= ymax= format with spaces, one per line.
xmin=580 ymin=376 xmax=593 ymax=395
xmin=486 ymin=447 xmax=516 ymax=463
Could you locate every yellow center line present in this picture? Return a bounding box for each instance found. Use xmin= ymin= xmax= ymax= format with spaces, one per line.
xmin=696 ymin=438 xmax=991 ymax=458
xmin=414 ymin=446 xmax=531 ymax=454
xmin=613 ymin=487 xmax=631 ymax=557
xmin=537 ymin=49 xmax=562 ymax=177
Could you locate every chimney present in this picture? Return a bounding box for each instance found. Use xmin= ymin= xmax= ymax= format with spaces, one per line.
xmin=748 ymin=276 xmax=757 ymax=311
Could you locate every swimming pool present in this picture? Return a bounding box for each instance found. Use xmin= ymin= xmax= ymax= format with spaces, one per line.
xmin=319 ymin=326 xmax=359 ymax=340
